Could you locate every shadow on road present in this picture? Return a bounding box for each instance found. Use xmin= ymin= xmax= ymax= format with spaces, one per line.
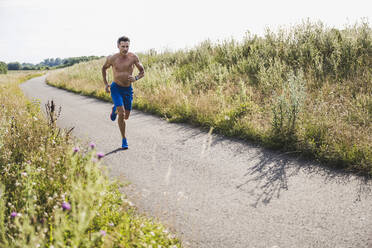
xmin=238 ymin=150 xmax=372 ymax=207
xmin=236 ymin=150 xmax=301 ymax=208
xmin=104 ymin=148 xmax=126 ymax=157
xmin=173 ymin=121 xmax=372 ymax=207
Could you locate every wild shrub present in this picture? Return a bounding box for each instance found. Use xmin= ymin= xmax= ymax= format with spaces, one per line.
xmin=271 ymin=71 xmax=306 ymax=146
xmin=0 ymin=62 xmax=7 ymax=74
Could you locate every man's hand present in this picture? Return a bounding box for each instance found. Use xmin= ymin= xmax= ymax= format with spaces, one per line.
xmin=105 ymin=84 xmax=110 ymax=93
xmin=128 ymin=75 xmax=136 ymax=83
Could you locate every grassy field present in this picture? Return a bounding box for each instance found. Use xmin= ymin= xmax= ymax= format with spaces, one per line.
xmin=47 ymin=20 xmax=371 ymax=175
xmin=0 ymin=72 xmax=181 ymax=247
xmin=0 ymin=71 xmax=45 ymax=85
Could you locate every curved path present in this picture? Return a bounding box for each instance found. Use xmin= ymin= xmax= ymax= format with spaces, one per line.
xmin=21 ymin=76 xmax=372 ymax=248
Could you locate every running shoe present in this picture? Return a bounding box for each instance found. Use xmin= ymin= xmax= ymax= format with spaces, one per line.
xmin=110 ymin=106 xmax=117 ymax=121
xmin=122 ymin=138 xmax=128 ymax=149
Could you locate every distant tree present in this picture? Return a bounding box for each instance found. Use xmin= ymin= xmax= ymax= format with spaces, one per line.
xmin=43 ymin=58 xmax=50 ymax=66
xmin=0 ymin=61 xmax=7 ymax=74
xmin=55 ymin=57 xmax=62 ymax=65
xmin=7 ymin=62 xmax=21 ymax=70
xmin=21 ymin=63 xmax=36 ymax=70
xmin=22 ymin=66 xmax=33 ymax=70
xmin=36 ymin=55 xmax=101 ymax=69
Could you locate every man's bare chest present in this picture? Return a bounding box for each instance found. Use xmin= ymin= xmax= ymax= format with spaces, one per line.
xmin=113 ymin=57 xmax=134 ymax=71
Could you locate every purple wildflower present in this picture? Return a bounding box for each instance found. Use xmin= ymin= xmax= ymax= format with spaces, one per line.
xmin=11 ymin=212 xmax=18 ymax=218
xmin=100 ymin=230 xmax=107 ymax=236
xmin=73 ymin=147 xmax=80 ymax=153
xmin=89 ymin=142 xmax=96 ymax=149
xmin=97 ymin=152 xmax=104 ymax=160
xmin=62 ymin=202 xmax=71 ymax=211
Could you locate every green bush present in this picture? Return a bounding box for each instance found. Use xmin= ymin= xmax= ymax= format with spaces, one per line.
xmin=0 ymin=62 xmax=7 ymax=74
xmin=271 ymin=71 xmax=306 ymax=144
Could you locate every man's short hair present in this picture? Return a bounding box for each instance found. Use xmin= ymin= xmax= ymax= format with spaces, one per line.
xmin=117 ymin=36 xmax=130 ymax=45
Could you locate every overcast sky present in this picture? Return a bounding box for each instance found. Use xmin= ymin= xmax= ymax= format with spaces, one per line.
xmin=0 ymin=0 xmax=370 ymax=64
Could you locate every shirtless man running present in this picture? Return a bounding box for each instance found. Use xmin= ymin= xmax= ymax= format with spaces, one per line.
xmin=102 ymin=36 xmax=145 ymax=149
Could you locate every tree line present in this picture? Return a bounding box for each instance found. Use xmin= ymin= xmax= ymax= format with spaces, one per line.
xmin=0 ymin=56 xmax=103 ymax=74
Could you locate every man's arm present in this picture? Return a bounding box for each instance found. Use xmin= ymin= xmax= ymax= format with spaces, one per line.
xmin=102 ymin=56 xmax=112 ymax=92
xmin=133 ymin=54 xmax=145 ymax=81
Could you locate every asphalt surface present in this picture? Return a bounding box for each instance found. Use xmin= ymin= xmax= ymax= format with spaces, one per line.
xmin=21 ymin=75 xmax=372 ymax=248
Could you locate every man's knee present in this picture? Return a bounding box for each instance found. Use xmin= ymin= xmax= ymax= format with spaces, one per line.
xmin=117 ymin=107 xmax=125 ymax=118
xmin=124 ymin=110 xmax=130 ymax=120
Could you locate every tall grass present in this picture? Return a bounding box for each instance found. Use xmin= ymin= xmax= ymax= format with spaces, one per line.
xmin=47 ymin=20 xmax=371 ymax=174
xmin=0 ymin=71 xmax=45 ymax=85
xmin=0 ymin=72 xmax=181 ymax=247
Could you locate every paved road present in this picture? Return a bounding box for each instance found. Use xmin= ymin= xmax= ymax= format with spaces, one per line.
xmin=21 ymin=76 xmax=372 ymax=248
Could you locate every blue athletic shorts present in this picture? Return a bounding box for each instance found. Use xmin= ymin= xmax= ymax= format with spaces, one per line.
xmin=110 ymin=82 xmax=133 ymax=110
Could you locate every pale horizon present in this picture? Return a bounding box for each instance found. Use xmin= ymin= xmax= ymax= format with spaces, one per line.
xmin=0 ymin=0 xmax=370 ymax=64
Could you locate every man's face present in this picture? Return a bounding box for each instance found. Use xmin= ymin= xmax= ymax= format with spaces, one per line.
xmin=118 ymin=41 xmax=130 ymax=55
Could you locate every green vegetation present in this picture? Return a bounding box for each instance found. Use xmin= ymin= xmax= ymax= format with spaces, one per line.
xmin=6 ymin=62 xmax=22 ymax=70
xmin=0 ymin=72 xmax=181 ymax=247
xmin=47 ymin=20 xmax=371 ymax=175
xmin=6 ymin=56 xmax=103 ymax=71
xmin=0 ymin=62 xmax=7 ymax=74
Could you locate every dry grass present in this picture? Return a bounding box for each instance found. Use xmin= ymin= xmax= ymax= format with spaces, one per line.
xmin=0 ymin=71 xmax=44 ymax=85
xmin=47 ymin=21 xmax=371 ymax=174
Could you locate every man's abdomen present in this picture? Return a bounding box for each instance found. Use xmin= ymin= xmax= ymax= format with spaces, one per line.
xmin=113 ymin=71 xmax=132 ymax=87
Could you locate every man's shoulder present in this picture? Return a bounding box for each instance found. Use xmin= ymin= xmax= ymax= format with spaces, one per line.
xmin=106 ymin=53 xmax=121 ymax=64
xmin=108 ymin=53 xmax=120 ymax=60
xmin=128 ymin=52 xmax=138 ymax=58
xmin=128 ymin=52 xmax=139 ymax=61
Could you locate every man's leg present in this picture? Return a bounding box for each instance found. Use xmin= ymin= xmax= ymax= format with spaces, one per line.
xmin=117 ymin=106 xmax=126 ymax=138
xmin=110 ymin=83 xmax=120 ymax=121
xmin=124 ymin=110 xmax=131 ymax=120
xmin=118 ymin=107 xmax=130 ymax=149
xmin=119 ymin=91 xmax=132 ymax=149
